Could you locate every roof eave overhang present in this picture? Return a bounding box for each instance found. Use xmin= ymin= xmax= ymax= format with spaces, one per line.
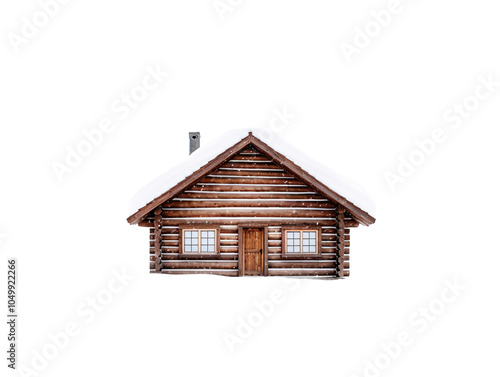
xmin=127 ymin=135 xmax=254 ymax=225
xmin=127 ymin=134 xmax=376 ymax=226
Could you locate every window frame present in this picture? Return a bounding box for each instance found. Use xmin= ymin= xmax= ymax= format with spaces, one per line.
xmin=179 ymin=225 xmax=220 ymax=256
xmin=281 ymin=226 xmax=321 ymax=257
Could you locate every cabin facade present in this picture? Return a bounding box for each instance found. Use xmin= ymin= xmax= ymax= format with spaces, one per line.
xmin=127 ymin=132 xmax=375 ymax=279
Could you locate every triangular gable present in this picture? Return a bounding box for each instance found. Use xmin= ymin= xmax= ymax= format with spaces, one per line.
xmin=127 ymin=132 xmax=375 ymax=226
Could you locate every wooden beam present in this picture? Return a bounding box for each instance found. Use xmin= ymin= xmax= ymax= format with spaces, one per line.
xmin=197 ymin=177 xmax=304 ymax=185
xmin=175 ymin=192 xmax=327 ymax=200
xmin=162 ymin=261 xmax=238 ymax=269
xmin=161 ymin=219 xmax=338 ymax=226
xmin=268 ymin=269 xmax=336 ymax=276
xmin=161 ymin=209 xmax=336 ymax=218
xmin=336 ymin=207 xmax=346 ymax=277
xmin=268 ymin=260 xmax=336 ymax=269
xmin=153 ymin=208 xmax=162 ymax=273
xmin=163 ymin=200 xmax=336 ymax=208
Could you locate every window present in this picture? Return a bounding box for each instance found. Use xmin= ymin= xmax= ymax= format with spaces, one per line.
xmin=181 ymin=228 xmax=218 ymax=254
xmin=282 ymin=228 xmax=320 ymax=256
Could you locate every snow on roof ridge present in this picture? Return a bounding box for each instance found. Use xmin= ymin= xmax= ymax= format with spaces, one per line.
xmin=129 ymin=128 xmax=376 ymax=217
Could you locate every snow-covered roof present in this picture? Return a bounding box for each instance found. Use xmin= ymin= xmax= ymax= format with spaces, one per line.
xmin=129 ymin=129 xmax=376 ymax=224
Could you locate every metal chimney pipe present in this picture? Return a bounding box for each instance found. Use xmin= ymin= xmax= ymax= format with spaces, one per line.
xmin=189 ymin=132 xmax=200 ymax=155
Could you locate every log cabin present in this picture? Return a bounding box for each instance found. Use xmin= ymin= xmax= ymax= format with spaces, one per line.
xmin=127 ymin=130 xmax=375 ymax=278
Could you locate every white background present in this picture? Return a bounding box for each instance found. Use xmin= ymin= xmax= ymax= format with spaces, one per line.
xmin=1 ymin=1 xmax=499 ymax=376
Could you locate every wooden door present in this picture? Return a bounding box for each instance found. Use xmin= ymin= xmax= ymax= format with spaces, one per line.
xmin=242 ymin=228 xmax=263 ymax=276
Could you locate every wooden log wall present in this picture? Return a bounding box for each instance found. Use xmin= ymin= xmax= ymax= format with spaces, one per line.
xmin=148 ymin=144 xmax=356 ymax=278
xmin=266 ymin=225 xmax=338 ymax=278
xmin=335 ymin=206 xmax=353 ymax=277
xmin=149 ymin=225 xmax=239 ymax=276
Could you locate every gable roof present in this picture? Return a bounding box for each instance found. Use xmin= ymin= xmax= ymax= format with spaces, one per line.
xmin=127 ymin=129 xmax=376 ymax=226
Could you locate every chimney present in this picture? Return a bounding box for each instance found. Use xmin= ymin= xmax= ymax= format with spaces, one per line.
xmin=189 ymin=132 xmax=200 ymax=155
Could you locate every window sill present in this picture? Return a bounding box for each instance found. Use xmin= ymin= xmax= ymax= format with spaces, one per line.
xmin=281 ymin=253 xmax=322 ymax=259
xmin=178 ymin=253 xmax=221 ymax=259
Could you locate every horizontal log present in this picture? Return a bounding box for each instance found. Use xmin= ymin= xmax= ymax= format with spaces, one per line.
xmin=220 ymin=233 xmax=238 ymax=239
xmin=149 ymin=233 xmax=179 ymax=240
xmin=220 ymin=246 xmax=238 ymax=253
xmin=162 ymin=261 xmax=238 ymax=269
xmin=150 ymin=240 xmax=180 ymax=246
xmin=285 ymin=276 xmax=338 ymax=280
xmin=161 ymin=228 xmax=180 ymax=234
xmin=267 ymin=248 xmax=282 ymax=254
xmin=161 ymin=254 xmax=238 ymax=260
xmin=321 ymin=243 xmax=336 ymax=249
xmin=161 ymin=241 xmax=179 ymax=247
xmin=268 ymin=261 xmax=336 ymax=269
xmin=238 ymin=147 xmax=260 ymax=154
xmin=162 ymin=209 xmax=335 ymax=218
xmin=219 ymin=162 xmax=283 ymax=170
xmin=321 ymin=227 xmax=336 ymax=233
xmin=161 ymin=270 xmax=238 ymax=276
xmin=210 ymin=170 xmax=294 ymax=178
xmin=220 ymin=240 xmax=238 ymax=246
xmin=267 ymin=254 xmax=337 ymax=260
xmin=163 ymin=200 xmax=335 ymax=208
xmin=161 ymin=219 xmax=338 ymax=226
xmin=197 ymin=177 xmax=304 ymax=185
xmin=219 ymin=226 xmax=238 ymax=234
xmin=188 ymin=185 xmax=311 ymax=193
xmin=175 ymin=192 xmax=327 ymax=200
xmin=230 ymin=154 xmax=270 ymax=161
xmin=157 ymin=233 xmax=179 ymax=239
xmin=321 ymin=235 xmax=338 ymax=241
xmin=268 ymin=268 xmax=336 ymax=276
